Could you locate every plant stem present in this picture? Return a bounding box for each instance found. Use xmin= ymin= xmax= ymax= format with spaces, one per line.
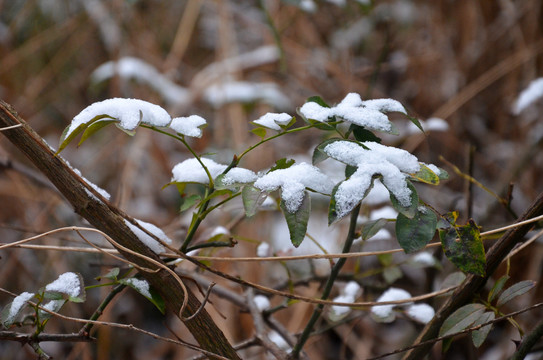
xmin=511 ymin=318 xmax=543 ymax=360
xmin=289 ymin=204 xmax=361 ymax=359
xmin=79 ymin=283 xmax=126 ymax=336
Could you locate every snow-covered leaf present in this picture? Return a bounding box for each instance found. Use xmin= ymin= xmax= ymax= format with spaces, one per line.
xmin=78 ymin=119 xmax=117 ymax=147
xmin=120 ymin=278 xmax=165 ymax=314
xmin=281 ymin=191 xmax=311 ymax=247
xmin=170 ymin=115 xmax=207 ymax=138
xmin=44 ymin=272 xmax=86 ymax=303
xmin=300 ymin=93 xmax=407 ymax=134
xmin=254 ymin=162 xmax=333 ymax=213
xmin=171 ymin=158 xmax=256 ymax=186
xmin=38 ymin=300 xmax=66 ymax=320
xmin=1 ymin=292 xmax=34 ymax=328
xmin=252 ymin=113 xmax=294 ymax=131
xmin=371 ymin=288 xmax=412 ymax=323
xmin=496 ymin=280 xmax=536 ymax=307
xmin=389 ymin=180 xmax=419 ymax=219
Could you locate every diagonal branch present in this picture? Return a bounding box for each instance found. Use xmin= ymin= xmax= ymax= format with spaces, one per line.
xmin=0 ymin=100 xmax=240 ymax=360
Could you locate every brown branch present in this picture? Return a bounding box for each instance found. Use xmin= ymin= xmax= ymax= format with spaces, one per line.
xmin=0 ymin=331 xmax=95 ymax=343
xmin=402 ymin=191 xmax=543 ymax=360
xmin=0 ymin=100 xmax=240 ymax=360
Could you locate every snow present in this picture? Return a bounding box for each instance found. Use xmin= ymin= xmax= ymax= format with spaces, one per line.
xmin=91 ymin=58 xmax=190 ymax=105
xmin=170 ymin=115 xmax=207 ymax=138
xmin=253 ymin=113 xmax=293 ymax=131
xmin=411 ymin=252 xmax=436 ymax=266
xmin=71 ymin=167 xmax=111 ymax=201
xmin=67 ymin=98 xmax=172 ymax=139
xmin=171 ymin=158 xmax=257 ymax=186
xmin=253 ymin=162 xmax=334 ymax=213
xmin=371 ymin=287 xmax=412 ymax=322
xmin=124 ymin=278 xmax=152 ymax=299
xmin=257 ymin=242 xmax=270 ymax=257
xmin=45 ymin=272 xmax=81 ymax=298
xmin=512 ymin=78 xmax=543 ymax=115
xmin=329 ymin=281 xmax=361 ymax=321
xmin=324 ymin=140 xmax=420 ymax=219
xmin=425 ymin=117 xmax=449 ymax=131
xmin=424 ymin=163 xmax=442 ymax=177
xmin=364 ymin=228 xmax=392 ymax=242
xmin=406 ymin=303 xmax=435 ymax=324
xmin=124 ymin=219 xmax=172 ymax=254
xmin=253 ymin=295 xmax=271 ymax=311
xmin=203 ymin=81 xmax=291 ymax=109
xmin=268 ymin=331 xmax=291 ymax=350
xmin=40 ymin=299 xmax=65 ymax=313
xmin=300 ymin=93 xmax=406 ymax=133
xmin=6 ymin=292 xmax=34 ymax=324
xmin=210 ymin=226 xmax=229 ymax=237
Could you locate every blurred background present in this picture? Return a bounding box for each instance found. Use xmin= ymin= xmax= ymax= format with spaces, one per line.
xmin=1 ymin=0 xmax=542 ymax=359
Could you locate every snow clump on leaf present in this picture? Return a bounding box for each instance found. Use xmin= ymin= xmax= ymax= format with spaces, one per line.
xmin=170 ymin=115 xmax=207 ymax=138
xmin=324 ymin=140 xmax=420 ymax=219
xmin=300 ymin=93 xmax=406 ymax=133
xmin=45 ymin=272 xmax=82 ymax=298
xmin=254 ymin=162 xmax=334 ymax=213
xmin=371 ymin=287 xmax=434 ymax=324
xmin=171 ymin=158 xmax=257 ymax=186
xmin=66 ymin=98 xmax=172 ymax=138
xmin=253 ymin=113 xmax=293 ymax=130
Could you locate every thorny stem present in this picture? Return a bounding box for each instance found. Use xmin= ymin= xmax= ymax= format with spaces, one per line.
xmin=289 ymin=204 xmax=361 ymax=359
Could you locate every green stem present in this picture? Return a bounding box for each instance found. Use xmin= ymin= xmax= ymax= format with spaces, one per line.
xmin=186 ymin=240 xmax=235 ymax=252
xmin=79 ymin=283 xmax=126 ymax=336
xmin=289 ymin=204 xmax=361 ymax=359
xmin=181 ymin=185 xmax=213 ymax=253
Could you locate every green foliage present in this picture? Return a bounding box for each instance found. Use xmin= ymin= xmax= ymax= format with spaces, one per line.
xmin=440 ymin=219 xmax=486 ymax=276
xmin=119 ymin=278 xmax=166 ymax=314
xmin=396 ymin=205 xmax=437 ymax=253
xmin=389 ymin=180 xmax=419 ymax=218
xmin=496 ymin=280 xmax=536 ymax=307
xmin=281 ymin=191 xmax=311 ymax=247
xmin=242 ymin=185 xmax=267 ymax=217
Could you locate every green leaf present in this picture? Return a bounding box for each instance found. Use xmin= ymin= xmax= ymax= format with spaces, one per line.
xmin=437 ymin=211 xmax=459 ymax=229
xmin=471 ymin=311 xmax=495 ymax=348
xmin=389 ymin=180 xmax=419 ymax=218
xmin=360 ymin=218 xmax=388 ymax=241
xmin=78 ymin=119 xmax=117 ymax=147
xmin=119 ymin=278 xmax=165 ymax=314
xmin=396 ymin=205 xmax=437 ymax=253
xmin=440 ymin=220 xmax=486 ymax=276
xmin=306 ymin=96 xmax=330 ymax=108
xmin=352 ymin=124 xmax=382 ymax=143
xmin=440 ymin=271 xmax=467 ymax=290
xmin=242 ymin=185 xmax=267 ymax=217
xmin=439 ymin=303 xmax=486 ymax=337
xmin=345 ymin=164 xmax=357 ymax=178
xmin=496 ymin=280 xmax=536 ymax=307
xmin=101 ymin=267 xmax=120 ymax=281
xmin=279 ymin=117 xmax=297 ymax=130
xmin=312 ymin=138 xmax=344 ymax=165
xmin=281 ymin=191 xmax=310 ymax=247
xmin=488 ymin=275 xmax=510 ymax=303
xmin=411 ymin=164 xmax=440 ymax=185
xmin=436 ymin=167 xmax=449 ymax=180
xmin=180 ymin=194 xmax=201 ymax=212
xmin=377 ymin=253 xmax=393 ymax=266
xmin=269 ymin=158 xmax=295 ymax=173
xmin=328 ymin=182 xmax=341 ymax=225
xmin=406 ymin=114 xmax=425 ymax=133
xmin=250 ymin=127 xmax=267 ymax=139
xmin=57 ymin=114 xmax=114 ymax=153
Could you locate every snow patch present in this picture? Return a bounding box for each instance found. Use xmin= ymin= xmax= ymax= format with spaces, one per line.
xmin=253 ymin=113 xmax=293 ymax=131
xmin=124 ymin=219 xmax=172 ymax=254
xmin=512 ymin=78 xmax=543 ymax=115
xmin=171 ymin=158 xmax=257 ymax=186
xmin=170 ymin=115 xmax=207 ymax=138
xmin=124 ymin=278 xmax=152 ymax=299
xmin=45 ymin=272 xmax=81 ymax=298
xmin=6 ymin=292 xmax=34 ymax=324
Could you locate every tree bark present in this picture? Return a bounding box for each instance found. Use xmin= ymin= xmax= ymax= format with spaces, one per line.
xmin=0 ymin=100 xmax=240 ymax=360
xmin=403 ymin=191 xmax=543 ymax=360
